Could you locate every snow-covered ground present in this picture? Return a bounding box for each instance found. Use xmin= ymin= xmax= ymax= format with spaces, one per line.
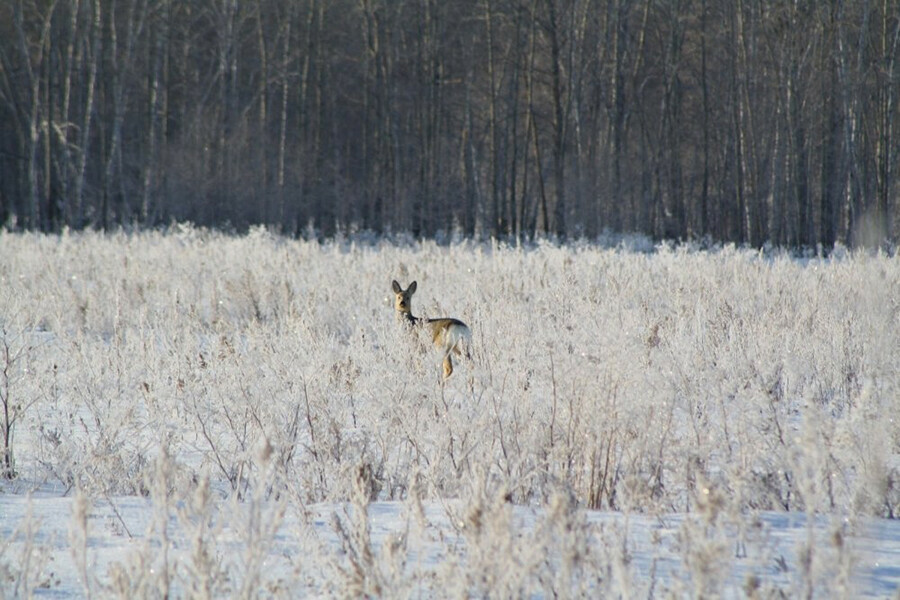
xmin=3 ymin=494 xmax=900 ymax=597
xmin=1 ymin=227 xmax=899 ymax=597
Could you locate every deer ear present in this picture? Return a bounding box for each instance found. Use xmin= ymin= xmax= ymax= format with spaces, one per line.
xmin=392 ymin=280 xmax=402 ymax=293
xmin=408 ymin=281 xmax=417 ymax=294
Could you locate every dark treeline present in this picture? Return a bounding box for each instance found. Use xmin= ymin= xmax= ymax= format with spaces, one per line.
xmin=1 ymin=0 xmax=899 ymax=247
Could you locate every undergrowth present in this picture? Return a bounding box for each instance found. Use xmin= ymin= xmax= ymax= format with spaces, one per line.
xmin=0 ymin=227 xmax=896 ymax=596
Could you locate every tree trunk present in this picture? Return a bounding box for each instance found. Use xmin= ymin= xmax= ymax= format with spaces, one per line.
xmin=546 ymin=0 xmax=566 ymax=237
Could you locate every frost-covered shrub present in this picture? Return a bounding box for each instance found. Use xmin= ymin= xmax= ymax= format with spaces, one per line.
xmin=0 ymin=229 xmax=897 ymax=595
xmin=2 ymin=230 xmax=898 ymax=510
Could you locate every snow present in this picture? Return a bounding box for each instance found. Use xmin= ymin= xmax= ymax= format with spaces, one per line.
xmin=1 ymin=228 xmax=899 ymax=597
xmin=2 ymin=495 xmax=900 ymax=597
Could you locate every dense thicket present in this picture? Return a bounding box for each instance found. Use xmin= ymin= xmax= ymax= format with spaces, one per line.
xmin=1 ymin=1 xmax=898 ymax=246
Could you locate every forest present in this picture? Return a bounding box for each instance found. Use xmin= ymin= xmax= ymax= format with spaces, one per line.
xmin=1 ymin=0 xmax=899 ymax=247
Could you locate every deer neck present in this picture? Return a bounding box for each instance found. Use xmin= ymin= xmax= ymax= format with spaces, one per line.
xmin=398 ymin=311 xmax=419 ymax=326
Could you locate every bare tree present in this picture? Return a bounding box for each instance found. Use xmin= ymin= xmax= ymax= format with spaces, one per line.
xmin=1 ymin=0 xmax=899 ymax=247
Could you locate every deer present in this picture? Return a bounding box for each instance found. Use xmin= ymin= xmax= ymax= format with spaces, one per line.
xmin=392 ymin=280 xmax=471 ymax=379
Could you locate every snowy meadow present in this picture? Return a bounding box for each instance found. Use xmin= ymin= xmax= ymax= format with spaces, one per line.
xmin=1 ymin=228 xmax=899 ymax=598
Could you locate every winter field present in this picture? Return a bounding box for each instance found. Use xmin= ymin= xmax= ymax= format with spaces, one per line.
xmin=0 ymin=227 xmax=899 ymax=598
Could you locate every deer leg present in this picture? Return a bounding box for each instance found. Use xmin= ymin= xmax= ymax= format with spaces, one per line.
xmin=442 ymin=356 xmax=454 ymax=379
